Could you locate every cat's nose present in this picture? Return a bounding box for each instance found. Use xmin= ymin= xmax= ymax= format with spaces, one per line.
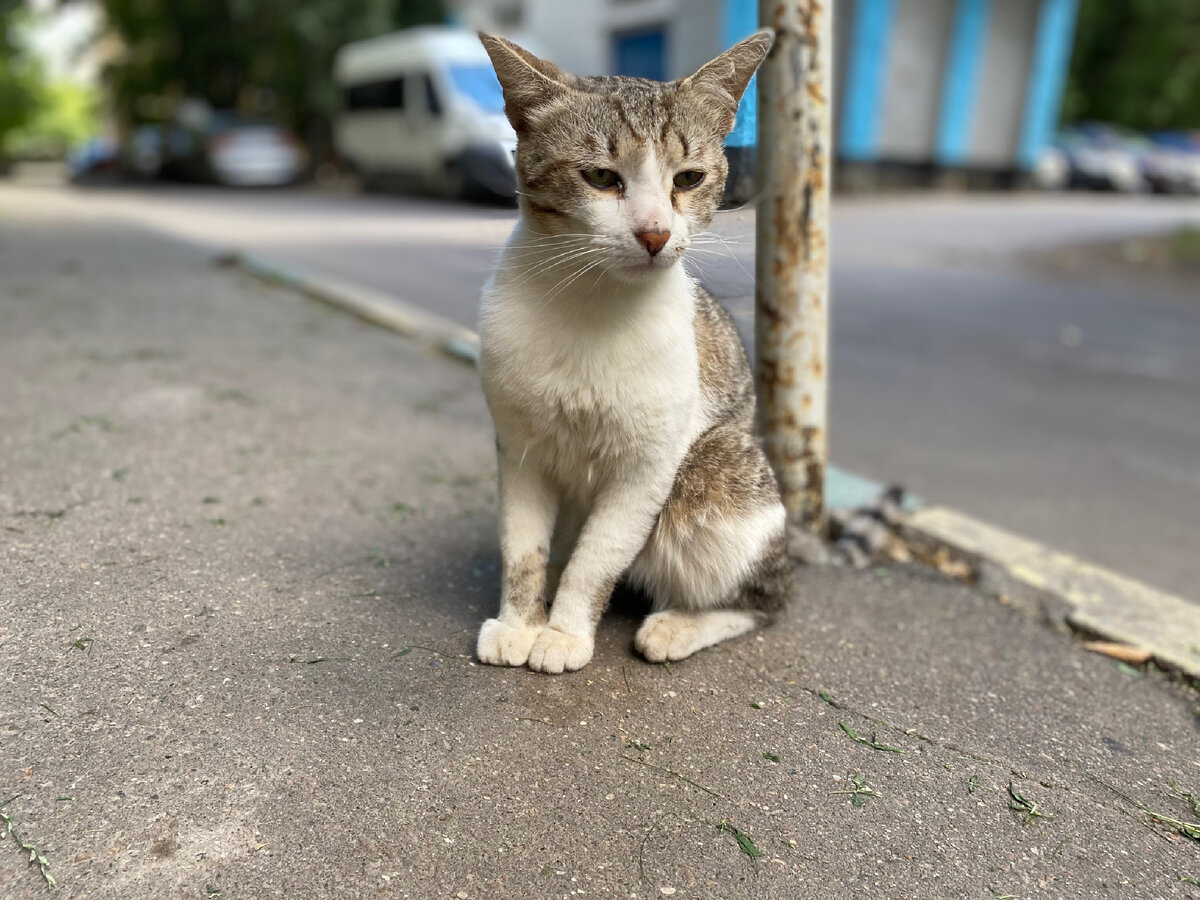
xmin=635 ymin=229 xmax=671 ymax=257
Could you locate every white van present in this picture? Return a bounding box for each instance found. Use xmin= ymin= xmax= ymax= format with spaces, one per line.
xmin=333 ymin=26 xmax=517 ymax=199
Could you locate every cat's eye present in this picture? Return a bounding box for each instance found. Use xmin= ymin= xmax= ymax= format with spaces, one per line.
xmin=673 ymin=170 xmax=705 ymax=190
xmin=582 ymin=168 xmax=621 ymax=190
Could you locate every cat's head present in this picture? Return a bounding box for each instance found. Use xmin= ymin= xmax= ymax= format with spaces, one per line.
xmin=480 ymin=30 xmax=772 ymax=280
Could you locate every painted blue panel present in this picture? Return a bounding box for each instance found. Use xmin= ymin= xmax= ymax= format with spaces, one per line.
xmin=935 ymin=0 xmax=992 ymax=165
xmin=722 ymin=0 xmax=759 ymax=148
xmin=1017 ymin=0 xmax=1079 ymax=168
xmin=839 ymin=0 xmax=897 ymax=161
xmin=614 ymin=27 xmax=666 ymax=81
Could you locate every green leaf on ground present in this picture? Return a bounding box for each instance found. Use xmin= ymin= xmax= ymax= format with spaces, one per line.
xmin=839 ymin=721 xmax=905 ymax=753
xmin=762 ymin=751 xmax=781 ymax=763
xmin=69 ymin=634 xmax=93 ymax=653
xmin=717 ymin=821 xmax=762 ymax=859
xmin=1007 ymin=783 xmax=1053 ymax=826
xmin=1083 ymin=768 xmax=1200 ymax=843
xmin=0 ymin=798 xmax=55 ymax=888
xmin=832 ymin=773 xmax=877 ymax=807
xmin=1171 ymin=781 xmax=1200 ymax=817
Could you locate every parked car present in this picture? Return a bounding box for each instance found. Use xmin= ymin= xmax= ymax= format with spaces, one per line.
xmin=122 ymin=124 xmax=165 ymax=180
xmin=1147 ymin=131 xmax=1200 ymax=194
xmin=1056 ymin=124 xmax=1145 ymax=192
xmin=1031 ymin=145 xmax=1070 ymax=190
xmin=1057 ymin=122 xmax=1200 ymax=195
xmin=157 ymin=103 xmax=306 ymax=187
xmin=67 ymin=136 xmax=119 ymax=182
xmin=333 ymin=26 xmax=517 ymax=200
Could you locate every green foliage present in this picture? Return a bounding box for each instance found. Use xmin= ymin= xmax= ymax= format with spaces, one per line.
xmin=7 ymin=78 xmax=100 ymax=157
xmin=85 ymin=0 xmax=446 ymax=135
xmin=0 ymin=1 xmax=40 ymax=155
xmin=1064 ymin=0 xmax=1200 ymax=130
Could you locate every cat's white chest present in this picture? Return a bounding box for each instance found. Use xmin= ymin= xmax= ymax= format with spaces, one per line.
xmin=480 ymin=270 xmax=701 ymax=486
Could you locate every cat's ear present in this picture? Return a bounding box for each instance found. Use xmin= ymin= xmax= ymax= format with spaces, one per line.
xmin=681 ymin=29 xmax=774 ymax=133
xmin=479 ymin=33 xmax=571 ymax=130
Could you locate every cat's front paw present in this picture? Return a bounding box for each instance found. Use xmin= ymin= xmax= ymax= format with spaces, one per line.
xmin=527 ymin=627 xmax=593 ymax=674
xmin=477 ymin=618 xmax=543 ymax=667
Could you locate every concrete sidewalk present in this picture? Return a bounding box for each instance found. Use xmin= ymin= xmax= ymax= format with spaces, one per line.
xmin=1 ymin=207 xmax=1198 ymax=899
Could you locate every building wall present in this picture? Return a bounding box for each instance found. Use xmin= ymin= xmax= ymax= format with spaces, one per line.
xmin=876 ymin=0 xmax=956 ymax=161
xmin=969 ymin=0 xmax=1039 ymax=166
xmin=448 ymin=0 xmax=1077 ymax=175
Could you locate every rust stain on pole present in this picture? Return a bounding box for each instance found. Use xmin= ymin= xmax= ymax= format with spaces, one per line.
xmin=755 ymin=0 xmax=832 ymax=552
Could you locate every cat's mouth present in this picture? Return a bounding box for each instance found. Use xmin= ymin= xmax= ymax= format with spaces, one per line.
xmin=618 ymin=250 xmax=679 ymax=275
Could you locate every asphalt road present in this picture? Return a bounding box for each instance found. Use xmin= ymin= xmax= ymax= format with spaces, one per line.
xmin=4 ymin=180 xmax=1198 ymax=599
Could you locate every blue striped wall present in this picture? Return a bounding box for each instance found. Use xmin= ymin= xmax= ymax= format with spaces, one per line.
xmin=1017 ymin=0 xmax=1079 ymax=168
xmin=723 ymin=0 xmax=760 ymax=148
xmin=935 ymin=0 xmax=991 ymax=165
xmin=838 ymin=0 xmax=896 ymax=160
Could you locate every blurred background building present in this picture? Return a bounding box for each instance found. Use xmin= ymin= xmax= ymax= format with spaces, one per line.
xmin=449 ymin=0 xmax=1080 ymax=190
xmin=2 ymin=0 xmax=1198 ymax=196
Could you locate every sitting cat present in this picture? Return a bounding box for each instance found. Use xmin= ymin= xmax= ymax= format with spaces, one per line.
xmin=475 ymin=29 xmax=789 ymax=674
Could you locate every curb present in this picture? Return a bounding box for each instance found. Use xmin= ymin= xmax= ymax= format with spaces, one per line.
xmin=902 ymin=506 xmax=1200 ymax=680
xmin=231 ymin=251 xmax=1199 ymax=681
xmin=226 ymin=252 xmax=480 ymax=366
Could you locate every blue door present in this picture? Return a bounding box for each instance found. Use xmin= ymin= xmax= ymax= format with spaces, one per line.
xmin=613 ymin=26 xmax=666 ymax=80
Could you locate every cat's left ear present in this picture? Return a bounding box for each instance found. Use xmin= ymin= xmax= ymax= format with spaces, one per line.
xmin=681 ymin=29 xmax=774 ymax=134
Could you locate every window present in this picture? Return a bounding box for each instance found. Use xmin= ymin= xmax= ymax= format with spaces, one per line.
xmin=422 ymin=75 xmax=442 ymax=115
xmin=344 ymin=77 xmax=406 ymax=111
xmin=447 ymin=64 xmax=505 ymax=114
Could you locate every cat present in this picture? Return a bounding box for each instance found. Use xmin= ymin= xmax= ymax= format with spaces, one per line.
xmin=474 ymin=29 xmax=790 ymax=674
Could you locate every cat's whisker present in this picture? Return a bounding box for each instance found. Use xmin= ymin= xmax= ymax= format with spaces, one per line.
xmin=540 ymin=256 xmax=609 ymax=303
xmin=503 ymin=237 xmax=592 ymax=254
xmin=504 ymin=249 xmax=608 ymax=289
xmin=500 ymin=244 xmax=596 ymax=264
xmin=542 ymin=261 xmax=605 ymax=302
xmin=587 ymin=261 xmax=614 ymax=293
xmin=495 ymin=246 xmax=597 ymax=270
xmin=511 ymin=256 xmax=605 ymax=300
xmin=715 ymin=187 xmax=770 ymax=214
xmin=688 ymin=231 xmax=754 ymax=282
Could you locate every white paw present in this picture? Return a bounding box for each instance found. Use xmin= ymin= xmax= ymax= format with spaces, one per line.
xmin=634 ymin=611 xmax=700 ymax=662
xmin=527 ymin=627 xmax=593 ymax=674
xmin=476 ymin=618 xmax=543 ymax=667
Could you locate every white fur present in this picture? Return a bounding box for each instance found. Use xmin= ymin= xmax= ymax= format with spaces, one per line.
xmin=476 ymin=618 xmax=543 ymax=667
xmin=634 ymin=609 xmax=760 ymax=662
xmin=629 ymin=502 xmax=785 ymax=611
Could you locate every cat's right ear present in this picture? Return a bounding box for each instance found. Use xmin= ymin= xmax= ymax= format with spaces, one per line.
xmin=479 ymin=33 xmax=570 ymax=130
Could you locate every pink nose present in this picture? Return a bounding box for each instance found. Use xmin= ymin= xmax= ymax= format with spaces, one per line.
xmin=635 ymin=230 xmax=671 ymax=256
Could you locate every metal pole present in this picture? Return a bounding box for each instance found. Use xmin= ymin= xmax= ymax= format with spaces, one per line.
xmin=755 ymin=0 xmax=833 ymax=559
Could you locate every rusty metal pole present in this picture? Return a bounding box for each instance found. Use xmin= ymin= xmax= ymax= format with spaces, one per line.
xmin=755 ymin=0 xmax=833 ymax=560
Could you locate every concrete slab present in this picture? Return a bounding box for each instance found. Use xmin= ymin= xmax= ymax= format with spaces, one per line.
xmin=1 ymin=206 xmax=1198 ymax=899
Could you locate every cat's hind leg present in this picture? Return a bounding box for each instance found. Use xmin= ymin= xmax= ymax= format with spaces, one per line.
xmin=634 ymin=608 xmax=762 ymax=662
xmin=629 ymin=423 xmax=790 ymax=662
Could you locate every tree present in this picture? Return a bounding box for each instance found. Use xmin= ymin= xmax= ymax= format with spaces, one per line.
xmin=78 ymin=0 xmax=445 ymax=138
xmin=0 ymin=0 xmax=40 ymax=161
xmin=1063 ymin=0 xmax=1200 ymax=131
